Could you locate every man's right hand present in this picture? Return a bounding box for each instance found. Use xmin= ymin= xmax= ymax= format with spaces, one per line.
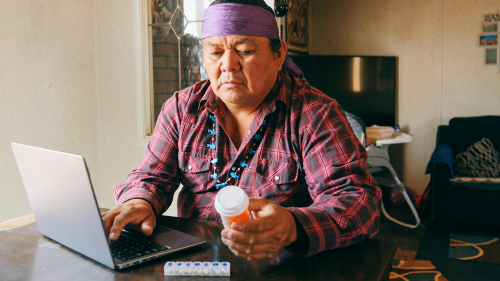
xmin=101 ymin=199 xmax=157 ymax=242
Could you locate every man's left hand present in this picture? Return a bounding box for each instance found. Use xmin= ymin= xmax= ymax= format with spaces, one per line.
xmin=221 ymin=197 xmax=298 ymax=260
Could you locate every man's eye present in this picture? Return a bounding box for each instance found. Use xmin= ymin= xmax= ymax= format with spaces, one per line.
xmin=210 ymin=52 xmax=222 ymax=57
xmin=237 ymin=50 xmax=253 ymax=56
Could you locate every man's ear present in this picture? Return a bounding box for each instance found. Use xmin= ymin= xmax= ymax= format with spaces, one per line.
xmin=277 ymin=39 xmax=288 ymax=70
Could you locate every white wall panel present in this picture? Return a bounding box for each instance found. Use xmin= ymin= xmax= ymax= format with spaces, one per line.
xmin=0 ymin=0 xmax=99 ymax=222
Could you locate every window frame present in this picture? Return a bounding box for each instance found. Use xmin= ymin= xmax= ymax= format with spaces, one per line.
xmin=136 ymin=0 xmax=154 ymax=143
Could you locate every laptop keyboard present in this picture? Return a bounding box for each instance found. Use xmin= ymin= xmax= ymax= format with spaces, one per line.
xmin=110 ymin=234 xmax=170 ymax=261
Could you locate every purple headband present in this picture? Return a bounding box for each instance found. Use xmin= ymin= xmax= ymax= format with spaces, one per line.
xmin=201 ymin=3 xmax=305 ymax=80
xmin=201 ymin=3 xmax=279 ymax=39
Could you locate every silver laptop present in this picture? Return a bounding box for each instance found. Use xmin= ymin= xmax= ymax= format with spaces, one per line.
xmin=11 ymin=142 xmax=206 ymax=269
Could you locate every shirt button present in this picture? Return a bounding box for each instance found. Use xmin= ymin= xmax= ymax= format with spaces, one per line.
xmin=188 ymin=165 xmax=192 ymax=170
xmin=275 ymin=176 xmax=280 ymax=181
xmin=247 ymin=131 xmax=250 ymax=135
xmin=232 ymin=167 xmax=236 ymax=171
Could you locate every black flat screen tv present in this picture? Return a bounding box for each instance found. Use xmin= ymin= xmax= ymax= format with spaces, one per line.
xmin=289 ymin=55 xmax=397 ymax=127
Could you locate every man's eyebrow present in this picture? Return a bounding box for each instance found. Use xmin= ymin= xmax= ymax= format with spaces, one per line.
xmin=204 ymin=37 xmax=256 ymax=47
xmin=205 ymin=41 xmax=222 ymax=48
xmin=234 ymin=38 xmax=255 ymax=45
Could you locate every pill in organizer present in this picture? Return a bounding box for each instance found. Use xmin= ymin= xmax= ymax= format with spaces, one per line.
xmin=164 ymin=261 xmax=230 ymax=276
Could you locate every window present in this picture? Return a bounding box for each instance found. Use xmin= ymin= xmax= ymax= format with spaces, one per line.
xmin=148 ymin=0 xmax=210 ymax=130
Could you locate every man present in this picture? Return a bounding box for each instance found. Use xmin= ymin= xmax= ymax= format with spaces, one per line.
xmin=103 ymin=0 xmax=381 ymax=261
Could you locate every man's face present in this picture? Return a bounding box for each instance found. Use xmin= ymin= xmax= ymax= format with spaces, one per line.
xmin=203 ymin=35 xmax=286 ymax=109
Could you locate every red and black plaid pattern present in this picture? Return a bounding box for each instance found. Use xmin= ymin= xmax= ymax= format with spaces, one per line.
xmin=115 ymin=69 xmax=382 ymax=256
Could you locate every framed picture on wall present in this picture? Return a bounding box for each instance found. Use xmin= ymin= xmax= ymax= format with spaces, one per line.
xmin=479 ymin=34 xmax=498 ymax=46
xmin=285 ymin=0 xmax=309 ymax=54
xmin=485 ymin=48 xmax=498 ymax=65
xmin=482 ymin=22 xmax=498 ymax=33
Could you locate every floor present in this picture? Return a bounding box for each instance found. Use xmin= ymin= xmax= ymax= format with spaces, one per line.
xmin=374 ymin=204 xmax=500 ymax=281
xmin=374 ymin=205 xmax=426 ymax=260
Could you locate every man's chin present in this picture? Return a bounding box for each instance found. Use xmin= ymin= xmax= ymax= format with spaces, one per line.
xmin=215 ymin=90 xmax=248 ymax=105
xmin=216 ymin=88 xmax=244 ymax=97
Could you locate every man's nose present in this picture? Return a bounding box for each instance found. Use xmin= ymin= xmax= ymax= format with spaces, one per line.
xmin=220 ymin=50 xmax=241 ymax=72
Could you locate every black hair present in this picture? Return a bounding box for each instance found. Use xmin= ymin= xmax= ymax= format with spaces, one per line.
xmin=210 ymin=0 xmax=275 ymax=16
xmin=209 ymin=0 xmax=282 ymax=54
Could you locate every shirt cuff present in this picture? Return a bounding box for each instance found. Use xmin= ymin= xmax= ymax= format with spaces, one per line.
xmin=284 ymin=211 xmax=309 ymax=256
xmin=287 ymin=206 xmax=340 ymax=257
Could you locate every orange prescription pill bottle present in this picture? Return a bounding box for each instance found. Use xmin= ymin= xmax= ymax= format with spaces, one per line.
xmin=214 ymin=185 xmax=251 ymax=229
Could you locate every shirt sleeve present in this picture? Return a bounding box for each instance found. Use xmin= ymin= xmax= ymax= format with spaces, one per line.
xmin=113 ymin=93 xmax=182 ymax=216
xmin=287 ymin=100 xmax=382 ymax=257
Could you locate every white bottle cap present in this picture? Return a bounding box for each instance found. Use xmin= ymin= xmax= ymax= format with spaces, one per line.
xmin=214 ymin=185 xmax=249 ymax=218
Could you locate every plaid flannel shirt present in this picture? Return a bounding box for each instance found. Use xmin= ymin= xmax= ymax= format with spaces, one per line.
xmin=115 ymin=69 xmax=381 ymax=256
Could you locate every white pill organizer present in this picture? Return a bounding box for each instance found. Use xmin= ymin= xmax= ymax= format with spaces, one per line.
xmin=164 ymin=261 xmax=230 ymax=276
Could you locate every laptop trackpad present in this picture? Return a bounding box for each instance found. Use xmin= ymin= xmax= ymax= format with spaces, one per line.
xmin=152 ymin=225 xmax=172 ymax=235
xmin=123 ymin=225 xmax=172 ymax=237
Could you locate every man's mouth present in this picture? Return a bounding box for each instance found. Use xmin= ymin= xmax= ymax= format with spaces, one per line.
xmin=221 ymin=80 xmax=243 ymax=88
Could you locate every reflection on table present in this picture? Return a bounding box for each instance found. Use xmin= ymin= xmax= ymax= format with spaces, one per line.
xmin=0 ymin=215 xmax=396 ymax=281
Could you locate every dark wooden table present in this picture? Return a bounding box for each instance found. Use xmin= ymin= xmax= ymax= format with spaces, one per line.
xmin=0 ymin=215 xmax=396 ymax=280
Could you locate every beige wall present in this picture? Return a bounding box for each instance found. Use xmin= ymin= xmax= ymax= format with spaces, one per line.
xmin=310 ymin=0 xmax=500 ymax=195
xmin=0 ymin=0 xmax=179 ymax=223
xmin=441 ymin=1 xmax=500 ymax=122
xmin=0 ymin=0 xmax=99 ymax=222
xmin=95 ymin=0 xmax=182 ymax=217
xmin=96 ymin=0 xmax=153 ymax=211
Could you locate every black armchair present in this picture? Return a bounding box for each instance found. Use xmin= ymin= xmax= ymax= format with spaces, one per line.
xmin=429 ymin=116 xmax=500 ymax=228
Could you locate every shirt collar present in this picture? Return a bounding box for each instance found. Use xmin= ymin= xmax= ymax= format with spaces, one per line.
xmin=199 ymin=84 xmax=216 ymax=111
xmin=262 ymin=68 xmax=291 ymax=115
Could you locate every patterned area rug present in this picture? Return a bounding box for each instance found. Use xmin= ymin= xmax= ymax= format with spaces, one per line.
xmin=448 ymin=233 xmax=500 ymax=264
xmin=390 ymin=260 xmax=448 ymax=281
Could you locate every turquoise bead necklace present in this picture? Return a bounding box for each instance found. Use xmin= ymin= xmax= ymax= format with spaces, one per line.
xmin=207 ymin=114 xmax=268 ymax=189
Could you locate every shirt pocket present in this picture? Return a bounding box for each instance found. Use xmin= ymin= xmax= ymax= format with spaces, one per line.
xmin=178 ymin=152 xmax=211 ymax=193
xmin=254 ymin=158 xmax=300 ymax=203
